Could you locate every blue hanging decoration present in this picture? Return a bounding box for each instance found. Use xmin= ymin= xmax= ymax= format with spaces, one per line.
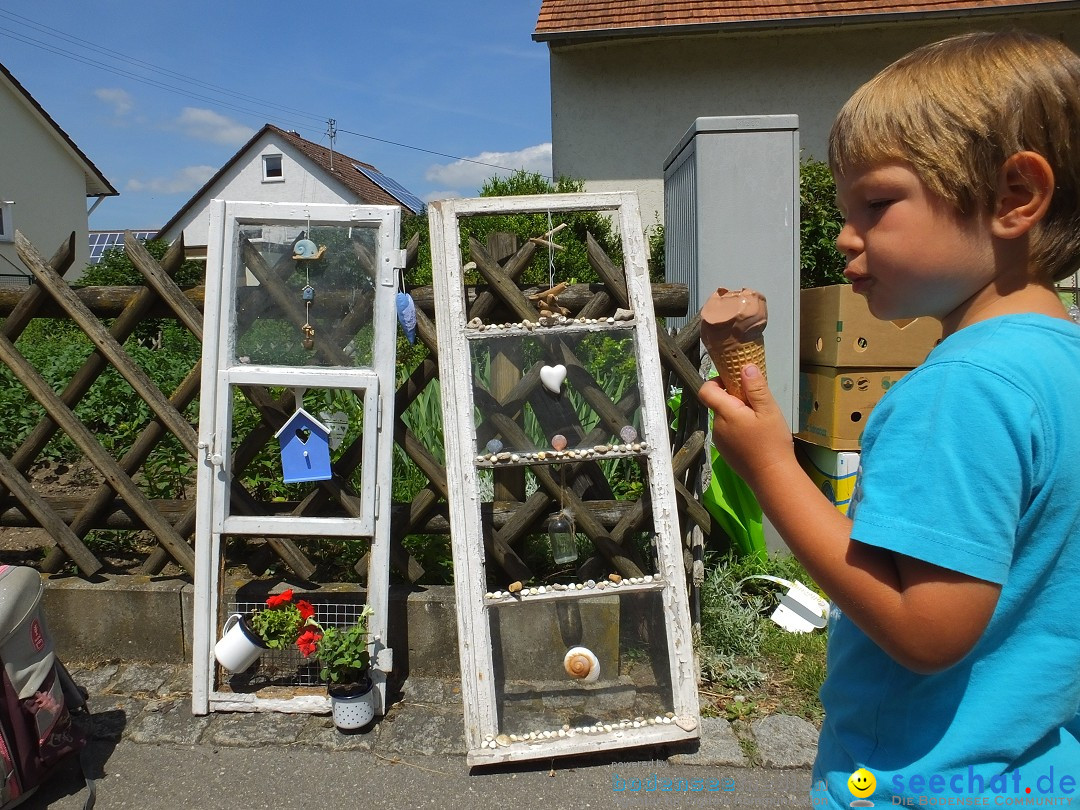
xmin=396 ymin=291 xmax=417 ymax=344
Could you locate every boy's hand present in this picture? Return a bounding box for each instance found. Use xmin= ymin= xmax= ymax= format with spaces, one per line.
xmin=698 ymin=363 xmax=795 ymax=489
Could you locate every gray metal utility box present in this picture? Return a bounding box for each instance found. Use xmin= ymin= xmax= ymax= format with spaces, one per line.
xmin=663 ymin=114 xmax=800 ymax=431
xmin=664 ymin=115 xmax=800 ymax=554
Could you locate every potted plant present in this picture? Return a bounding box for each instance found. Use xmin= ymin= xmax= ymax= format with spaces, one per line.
xmin=214 ymin=589 xmax=313 ymax=673
xmin=296 ymin=605 xmax=375 ymax=729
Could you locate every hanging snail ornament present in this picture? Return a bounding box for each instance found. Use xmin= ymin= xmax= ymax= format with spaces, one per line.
xmin=564 ymin=646 xmax=600 ymax=682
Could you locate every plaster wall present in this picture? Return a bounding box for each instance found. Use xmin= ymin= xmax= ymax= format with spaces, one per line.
xmin=548 ymin=11 xmax=1080 ymax=227
xmin=162 ymin=131 xmax=356 ymax=251
xmin=0 ymin=79 xmax=92 ymax=280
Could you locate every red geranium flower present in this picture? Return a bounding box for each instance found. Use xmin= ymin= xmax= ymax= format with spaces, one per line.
xmin=266 ymin=589 xmax=294 ymax=609
xmin=296 ymin=629 xmax=322 ymax=658
xmin=297 ymin=600 xmax=315 ymax=621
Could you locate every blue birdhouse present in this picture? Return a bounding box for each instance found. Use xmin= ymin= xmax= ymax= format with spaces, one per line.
xmin=274 ymin=408 xmax=333 ymax=483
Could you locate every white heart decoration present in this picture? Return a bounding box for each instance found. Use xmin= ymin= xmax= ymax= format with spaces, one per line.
xmin=540 ymin=364 xmax=567 ymax=394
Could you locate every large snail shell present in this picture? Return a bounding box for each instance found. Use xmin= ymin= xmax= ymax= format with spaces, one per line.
xmin=564 ymin=646 xmax=600 ymax=682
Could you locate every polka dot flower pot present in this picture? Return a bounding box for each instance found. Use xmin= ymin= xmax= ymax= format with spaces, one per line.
xmin=329 ymin=676 xmax=375 ymax=730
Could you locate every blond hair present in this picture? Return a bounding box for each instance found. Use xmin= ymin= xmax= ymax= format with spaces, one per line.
xmin=829 ymin=30 xmax=1080 ymax=283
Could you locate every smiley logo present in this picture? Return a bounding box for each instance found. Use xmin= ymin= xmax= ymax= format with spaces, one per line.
xmin=847 ymin=768 xmax=876 ymax=798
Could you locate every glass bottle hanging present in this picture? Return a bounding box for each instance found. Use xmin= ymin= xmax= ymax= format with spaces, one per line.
xmin=549 ymin=508 xmax=578 ymax=565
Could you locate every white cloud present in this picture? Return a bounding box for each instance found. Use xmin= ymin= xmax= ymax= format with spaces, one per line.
xmin=94 ymin=88 xmax=134 ymax=116
xmin=425 ymin=143 xmax=552 ymax=192
xmin=173 ymin=107 xmax=254 ymax=145
xmin=422 ymin=189 xmax=463 ymax=203
xmin=126 ymin=165 xmax=216 ymax=194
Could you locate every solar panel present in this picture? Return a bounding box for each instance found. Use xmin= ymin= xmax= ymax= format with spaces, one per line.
xmin=87 ymin=231 xmax=158 ymax=263
xmin=352 ymin=165 xmax=425 ymax=214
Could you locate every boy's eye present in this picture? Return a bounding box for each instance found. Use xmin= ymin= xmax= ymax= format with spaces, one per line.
xmin=868 ymin=199 xmax=893 ymax=211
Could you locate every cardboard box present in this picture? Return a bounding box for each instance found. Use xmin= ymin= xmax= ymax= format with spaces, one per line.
xmin=796 ymin=365 xmax=909 ymax=450
xmin=795 ymin=439 xmax=859 ymax=514
xmin=801 ymin=284 xmax=942 ymax=367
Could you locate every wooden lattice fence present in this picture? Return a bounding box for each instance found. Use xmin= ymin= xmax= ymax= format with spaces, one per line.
xmin=0 ymin=230 xmax=713 ymax=586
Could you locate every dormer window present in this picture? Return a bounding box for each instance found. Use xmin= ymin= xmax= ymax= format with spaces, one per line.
xmin=262 ymin=154 xmax=284 ymax=182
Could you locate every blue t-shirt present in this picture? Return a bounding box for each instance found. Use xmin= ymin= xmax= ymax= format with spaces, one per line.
xmin=812 ymin=315 xmax=1080 ymax=808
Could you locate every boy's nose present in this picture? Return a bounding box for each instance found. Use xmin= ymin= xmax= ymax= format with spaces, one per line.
xmin=835 ymin=221 xmax=861 ymax=258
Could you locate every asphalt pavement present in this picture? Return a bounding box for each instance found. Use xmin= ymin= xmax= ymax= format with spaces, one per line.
xmin=29 ymin=661 xmax=817 ymax=810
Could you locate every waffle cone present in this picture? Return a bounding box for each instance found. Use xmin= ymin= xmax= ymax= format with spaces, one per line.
xmin=713 ymin=338 xmax=767 ymax=402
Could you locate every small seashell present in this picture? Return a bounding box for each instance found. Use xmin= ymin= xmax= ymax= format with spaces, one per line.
xmin=586 ymin=579 xmax=596 ymax=588
xmin=551 ymin=434 xmax=567 ymax=451
xmin=485 ymin=592 xmax=494 ymax=599
xmin=537 ymin=451 xmax=547 ymax=460
xmin=467 ymin=317 xmax=483 ymax=329
xmin=619 ymin=425 xmax=638 ymax=443
xmin=564 ymin=646 xmax=600 ymax=682
xmin=603 ymin=724 xmax=612 ymax=733
xmin=614 ymin=307 xmax=634 ymax=320
xmin=606 ymin=317 xmax=615 ymax=325
xmin=537 ymin=585 xmax=547 ymax=594
xmin=493 ymin=590 xmax=503 ymax=598
xmin=486 ymin=439 xmax=504 ymax=454
xmin=644 ymin=575 xmax=653 ymax=583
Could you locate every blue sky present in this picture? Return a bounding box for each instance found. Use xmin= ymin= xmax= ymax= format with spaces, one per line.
xmin=0 ymin=1 xmax=553 ymax=229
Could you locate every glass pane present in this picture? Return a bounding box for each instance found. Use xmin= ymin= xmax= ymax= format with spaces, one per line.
xmin=479 ymin=455 xmax=661 ymax=585
xmin=231 ymin=223 xmax=378 ymax=368
xmin=470 ymin=331 xmax=644 ymax=458
xmin=489 ymin=590 xmax=675 ymax=740
xmin=225 ymin=384 xmax=369 ymax=519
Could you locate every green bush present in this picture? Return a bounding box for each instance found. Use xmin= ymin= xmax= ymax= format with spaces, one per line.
xmin=799 ymin=157 xmax=847 ymax=288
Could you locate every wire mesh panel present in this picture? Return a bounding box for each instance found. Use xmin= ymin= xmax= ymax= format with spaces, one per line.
xmin=222 ymin=601 xmax=370 ymax=690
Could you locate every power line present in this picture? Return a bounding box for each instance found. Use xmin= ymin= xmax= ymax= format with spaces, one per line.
xmin=336 ymin=127 xmax=547 ymax=176
xmin=0 ymin=28 xmax=319 ymax=133
xmin=0 ymin=8 xmax=328 ymax=126
xmin=0 ymin=10 xmax=551 ymax=178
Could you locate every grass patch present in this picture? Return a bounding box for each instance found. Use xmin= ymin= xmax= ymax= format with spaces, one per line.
xmin=697 ymin=552 xmax=828 ymax=725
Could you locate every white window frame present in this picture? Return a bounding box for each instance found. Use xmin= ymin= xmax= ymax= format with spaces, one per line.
xmin=0 ymin=201 xmax=13 ymax=242
xmin=261 ymin=154 xmax=284 ymax=183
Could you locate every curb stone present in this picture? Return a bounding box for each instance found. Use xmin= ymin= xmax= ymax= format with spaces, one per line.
xmin=750 ymin=714 xmax=819 ymax=768
xmin=668 ymin=716 xmax=748 ymax=766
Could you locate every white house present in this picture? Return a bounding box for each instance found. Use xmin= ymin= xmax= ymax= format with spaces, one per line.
xmin=158 ymin=124 xmax=424 ymax=260
xmin=0 ymin=62 xmax=117 ymax=283
xmin=533 ymin=0 xmax=1080 ymax=227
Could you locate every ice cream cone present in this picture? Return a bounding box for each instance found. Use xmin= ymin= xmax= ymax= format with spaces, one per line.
xmin=699 ymin=287 xmax=769 ymax=403
xmin=715 ymin=337 xmax=767 ymax=401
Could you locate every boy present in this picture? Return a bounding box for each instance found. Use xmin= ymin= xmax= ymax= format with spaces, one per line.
xmin=699 ymin=31 xmax=1080 ymax=807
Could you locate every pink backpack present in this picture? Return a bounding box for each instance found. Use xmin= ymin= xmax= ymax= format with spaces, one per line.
xmin=0 ymin=566 xmax=93 ymax=808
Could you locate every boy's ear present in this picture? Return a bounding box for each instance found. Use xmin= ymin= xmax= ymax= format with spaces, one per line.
xmin=992 ymin=151 xmax=1054 ymax=238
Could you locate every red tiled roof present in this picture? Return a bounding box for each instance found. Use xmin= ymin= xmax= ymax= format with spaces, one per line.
xmin=534 ymin=0 xmax=1080 ymax=40
xmin=271 ymin=126 xmax=404 ymax=209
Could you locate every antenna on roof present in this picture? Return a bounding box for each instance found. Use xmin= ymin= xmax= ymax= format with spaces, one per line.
xmin=327 ymin=118 xmax=337 ymax=171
